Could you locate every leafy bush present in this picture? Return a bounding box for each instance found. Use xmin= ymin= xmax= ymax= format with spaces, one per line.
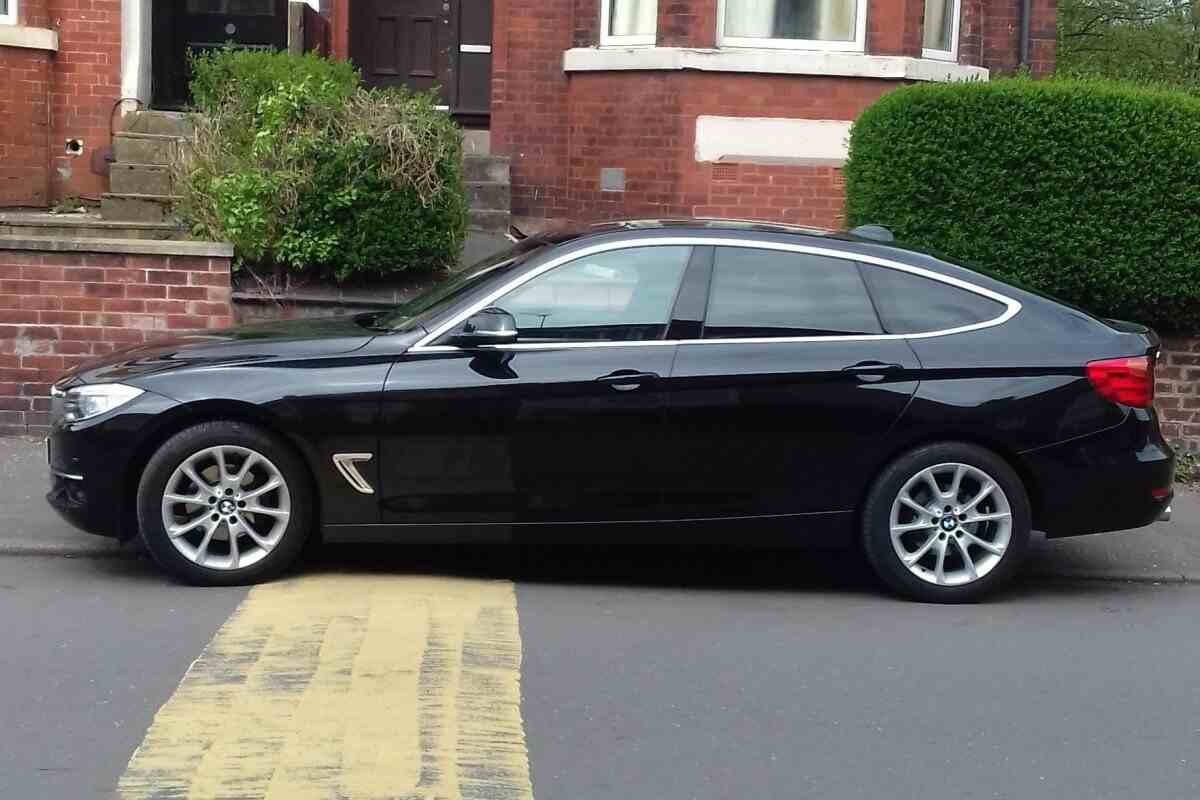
xmin=844 ymin=78 xmax=1200 ymax=331
xmin=177 ymin=49 xmax=467 ymax=280
xmin=189 ymin=47 xmax=360 ymax=116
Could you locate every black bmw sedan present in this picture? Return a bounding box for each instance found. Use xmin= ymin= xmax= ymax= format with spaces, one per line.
xmin=45 ymin=219 xmax=1172 ymax=602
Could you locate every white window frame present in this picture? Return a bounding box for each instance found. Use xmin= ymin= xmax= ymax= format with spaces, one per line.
xmin=921 ymin=0 xmax=961 ymax=61
xmin=600 ymin=0 xmax=657 ymax=47
xmin=0 ymin=0 xmax=18 ymax=26
xmin=717 ymin=0 xmax=867 ymax=53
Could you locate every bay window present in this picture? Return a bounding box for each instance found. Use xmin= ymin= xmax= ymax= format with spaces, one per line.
xmin=718 ymin=0 xmax=866 ymax=51
xmin=922 ymin=0 xmax=961 ymax=59
xmin=601 ymin=0 xmax=657 ymax=46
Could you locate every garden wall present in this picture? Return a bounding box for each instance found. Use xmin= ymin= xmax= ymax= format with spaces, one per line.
xmin=0 ymin=239 xmax=233 ymax=435
xmin=1155 ymin=337 xmax=1200 ymax=453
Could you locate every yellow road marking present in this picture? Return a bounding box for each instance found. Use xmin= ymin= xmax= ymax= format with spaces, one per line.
xmin=118 ymin=574 xmax=533 ymax=800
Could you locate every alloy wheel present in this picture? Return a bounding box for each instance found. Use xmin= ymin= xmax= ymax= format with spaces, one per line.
xmin=888 ymin=462 xmax=1012 ymax=587
xmin=160 ymin=445 xmax=291 ymax=571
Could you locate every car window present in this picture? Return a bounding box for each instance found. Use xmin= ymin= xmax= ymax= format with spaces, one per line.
xmin=860 ymin=263 xmax=1006 ymax=334
xmin=704 ymin=248 xmax=882 ymax=339
xmin=494 ymin=246 xmax=691 ymax=342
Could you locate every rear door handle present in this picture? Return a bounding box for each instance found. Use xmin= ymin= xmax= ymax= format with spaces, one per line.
xmin=596 ymin=370 xmax=659 ymax=391
xmin=842 ymin=361 xmax=903 ymax=381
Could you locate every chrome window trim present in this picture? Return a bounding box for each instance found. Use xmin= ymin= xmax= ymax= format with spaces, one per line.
xmin=409 ymin=237 xmax=1022 ymax=353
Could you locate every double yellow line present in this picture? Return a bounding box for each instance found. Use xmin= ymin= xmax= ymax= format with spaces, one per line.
xmin=119 ymin=574 xmax=534 ymax=800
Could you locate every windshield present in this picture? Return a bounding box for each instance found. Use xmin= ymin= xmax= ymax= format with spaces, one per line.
xmin=376 ymin=239 xmax=548 ymax=331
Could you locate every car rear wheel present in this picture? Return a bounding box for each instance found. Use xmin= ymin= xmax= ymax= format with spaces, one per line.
xmin=137 ymin=421 xmax=313 ymax=586
xmin=862 ymin=443 xmax=1031 ymax=603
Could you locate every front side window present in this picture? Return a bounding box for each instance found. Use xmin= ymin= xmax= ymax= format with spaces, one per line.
xmin=860 ymin=263 xmax=1005 ymax=334
xmin=704 ymin=248 xmax=882 ymax=338
xmin=494 ymin=246 xmax=691 ymax=342
xmin=601 ymin=0 xmax=658 ymax=45
xmin=922 ymin=0 xmax=960 ymax=58
xmin=0 ymin=0 xmax=17 ymax=25
xmin=719 ymin=0 xmax=864 ymax=50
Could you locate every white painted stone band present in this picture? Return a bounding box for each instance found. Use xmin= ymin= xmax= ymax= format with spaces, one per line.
xmin=564 ymin=46 xmax=989 ymax=83
xmin=0 ymin=25 xmax=58 ymax=51
xmin=696 ymin=116 xmax=852 ymax=165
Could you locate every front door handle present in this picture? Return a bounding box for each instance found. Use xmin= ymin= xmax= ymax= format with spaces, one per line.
xmin=842 ymin=361 xmax=903 ymax=382
xmin=596 ymin=370 xmax=659 ymax=392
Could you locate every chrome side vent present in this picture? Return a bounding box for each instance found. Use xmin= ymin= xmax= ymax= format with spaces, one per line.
xmin=332 ymin=453 xmax=375 ymax=495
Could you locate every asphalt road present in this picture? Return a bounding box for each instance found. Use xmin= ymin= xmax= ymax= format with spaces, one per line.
xmin=3 ymin=546 xmax=1200 ymax=799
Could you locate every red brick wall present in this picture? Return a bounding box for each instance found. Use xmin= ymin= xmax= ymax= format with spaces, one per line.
xmin=0 ymin=0 xmax=122 ymax=206
xmin=0 ymin=250 xmax=233 ymax=435
xmin=0 ymin=47 xmax=52 ymax=206
xmin=1154 ymin=337 xmax=1200 ymax=453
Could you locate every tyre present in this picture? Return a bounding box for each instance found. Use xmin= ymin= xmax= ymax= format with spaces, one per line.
xmin=861 ymin=442 xmax=1031 ymax=603
xmin=137 ymin=421 xmax=313 ymax=586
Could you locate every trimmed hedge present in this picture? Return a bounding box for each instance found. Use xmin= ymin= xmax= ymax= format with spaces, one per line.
xmin=178 ymin=48 xmax=467 ymax=280
xmin=844 ymin=79 xmax=1200 ymax=331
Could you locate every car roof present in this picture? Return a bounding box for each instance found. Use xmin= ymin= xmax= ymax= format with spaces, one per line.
xmin=532 ymin=218 xmax=909 ymax=251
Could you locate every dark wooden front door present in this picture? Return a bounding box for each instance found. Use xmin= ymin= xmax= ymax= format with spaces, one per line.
xmin=350 ymin=0 xmax=493 ymax=125
xmin=152 ymin=0 xmax=289 ymax=109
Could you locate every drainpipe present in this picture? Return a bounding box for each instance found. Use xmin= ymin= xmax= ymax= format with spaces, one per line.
xmin=1018 ymin=0 xmax=1032 ymax=68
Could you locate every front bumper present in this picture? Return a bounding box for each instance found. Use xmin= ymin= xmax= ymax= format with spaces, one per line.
xmin=45 ymin=390 xmax=180 ymax=541
xmin=1023 ymin=407 xmax=1174 ymax=538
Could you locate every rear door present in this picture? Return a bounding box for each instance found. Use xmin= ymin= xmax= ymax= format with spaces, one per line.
xmin=662 ymin=244 xmax=921 ymax=520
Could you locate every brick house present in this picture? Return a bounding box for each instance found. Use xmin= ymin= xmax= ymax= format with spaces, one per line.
xmin=1 ymin=0 xmax=1054 ymax=227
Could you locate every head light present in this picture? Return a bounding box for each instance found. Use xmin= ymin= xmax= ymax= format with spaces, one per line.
xmin=52 ymin=383 xmax=145 ymax=423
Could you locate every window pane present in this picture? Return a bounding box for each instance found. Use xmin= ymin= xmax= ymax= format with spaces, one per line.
xmin=0 ymin=0 xmax=9 ymax=15
xmin=705 ymin=248 xmax=881 ymax=338
xmin=923 ymin=0 xmax=954 ymax=51
xmin=497 ymin=246 xmax=691 ymax=342
xmin=860 ymin=264 xmax=1004 ymax=334
xmin=609 ymin=0 xmax=657 ymax=36
xmin=723 ymin=0 xmax=857 ymax=42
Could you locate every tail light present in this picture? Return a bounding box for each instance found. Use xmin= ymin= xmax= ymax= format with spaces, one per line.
xmin=1086 ymin=356 xmax=1153 ymax=408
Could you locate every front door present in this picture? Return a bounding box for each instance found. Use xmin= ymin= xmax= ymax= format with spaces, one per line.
xmin=377 ymin=244 xmax=695 ymax=528
xmin=350 ymin=0 xmax=493 ymax=124
xmin=152 ymin=0 xmax=289 ymax=109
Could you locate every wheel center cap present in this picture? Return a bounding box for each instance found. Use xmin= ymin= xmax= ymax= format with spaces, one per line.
xmin=940 ymin=516 xmax=957 ymax=532
xmin=218 ymin=499 xmax=236 ymax=515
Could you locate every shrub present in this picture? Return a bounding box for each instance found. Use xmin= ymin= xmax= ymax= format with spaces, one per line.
xmin=177 ymin=49 xmax=467 ymax=280
xmin=844 ymin=78 xmax=1200 ymax=332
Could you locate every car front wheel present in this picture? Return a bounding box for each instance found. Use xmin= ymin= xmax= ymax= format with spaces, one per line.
xmin=862 ymin=442 xmax=1032 ymax=603
xmin=137 ymin=421 xmax=313 ymax=586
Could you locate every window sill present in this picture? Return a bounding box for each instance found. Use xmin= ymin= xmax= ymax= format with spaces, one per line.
xmin=563 ymin=47 xmax=988 ymax=82
xmin=0 ymin=24 xmax=58 ymax=51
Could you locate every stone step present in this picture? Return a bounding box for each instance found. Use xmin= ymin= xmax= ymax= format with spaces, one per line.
xmin=124 ymin=110 xmax=196 ymax=137
xmin=110 ymin=163 xmax=172 ymax=196
xmin=463 ymin=154 xmax=510 ymax=184
xmin=112 ymin=132 xmax=184 ymax=166
xmin=0 ymin=211 xmax=188 ymax=241
xmin=101 ymin=193 xmax=180 ymax=224
xmin=469 ymin=208 xmax=511 ymax=234
xmin=466 ymin=181 xmax=510 ymax=212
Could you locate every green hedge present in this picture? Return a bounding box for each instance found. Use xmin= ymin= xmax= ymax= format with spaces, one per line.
xmin=178 ymin=49 xmax=467 ymax=280
xmin=844 ymin=78 xmax=1200 ymax=331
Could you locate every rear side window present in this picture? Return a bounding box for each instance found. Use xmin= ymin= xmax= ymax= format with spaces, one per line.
xmin=704 ymin=248 xmax=883 ymax=338
xmin=860 ymin=263 xmax=1006 ymax=335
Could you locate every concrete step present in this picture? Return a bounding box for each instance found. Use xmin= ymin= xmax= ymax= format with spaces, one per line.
xmin=463 ymin=154 xmax=510 ymax=184
xmin=466 ymin=181 xmax=510 ymax=212
xmin=110 ymin=163 xmax=172 ymax=196
xmin=469 ymin=208 xmax=511 ymax=233
xmin=0 ymin=211 xmax=188 ymax=241
xmin=112 ymin=133 xmax=184 ymax=166
xmin=462 ymin=129 xmax=491 ymax=156
xmin=101 ymin=193 xmax=180 ymax=224
xmin=124 ymin=110 xmax=196 ymax=137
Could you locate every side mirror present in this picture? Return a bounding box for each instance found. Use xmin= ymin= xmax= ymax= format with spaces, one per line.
xmin=451 ymin=307 xmax=518 ymax=347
